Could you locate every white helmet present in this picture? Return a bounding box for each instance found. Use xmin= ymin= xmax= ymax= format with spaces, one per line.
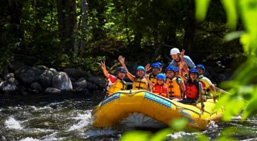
xmin=170 ymin=48 xmax=180 ymax=55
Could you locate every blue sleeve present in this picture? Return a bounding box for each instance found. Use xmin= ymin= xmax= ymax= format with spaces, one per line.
xmin=184 ymin=56 xmax=195 ymax=68
xmin=169 ymin=60 xmax=177 ymax=68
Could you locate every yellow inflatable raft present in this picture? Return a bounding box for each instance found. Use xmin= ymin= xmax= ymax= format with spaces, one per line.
xmin=92 ymin=90 xmax=223 ymax=130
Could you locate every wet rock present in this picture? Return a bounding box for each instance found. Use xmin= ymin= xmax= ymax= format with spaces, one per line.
xmin=88 ymin=76 xmax=105 ymax=89
xmin=52 ymin=72 xmax=73 ymax=90
xmin=36 ymin=65 xmax=49 ymax=71
xmin=0 ymin=81 xmax=18 ymax=92
xmin=73 ymin=77 xmax=88 ymax=90
xmin=4 ymin=73 xmax=15 ymax=80
xmin=38 ymin=68 xmax=57 ymax=88
xmin=0 ymin=74 xmax=19 ymax=92
xmin=63 ymin=68 xmax=89 ymax=80
xmin=87 ymin=82 xmax=99 ymax=90
xmin=45 ymin=87 xmax=61 ymax=94
xmin=15 ymin=67 xmax=44 ymax=85
xmin=31 ymin=82 xmax=43 ymax=91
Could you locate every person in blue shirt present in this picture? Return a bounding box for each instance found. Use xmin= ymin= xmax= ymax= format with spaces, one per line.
xmin=169 ymin=48 xmax=196 ymax=69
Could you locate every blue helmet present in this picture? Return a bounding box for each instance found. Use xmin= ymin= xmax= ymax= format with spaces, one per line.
xmin=189 ymin=68 xmax=199 ymax=74
xmin=174 ymin=68 xmax=179 ymax=72
xmin=156 ymin=73 xmax=166 ymax=81
xmin=117 ymin=66 xmax=127 ymax=73
xmin=155 ymin=62 xmax=163 ymax=68
xmin=151 ymin=63 xmax=160 ymax=70
xmin=136 ymin=66 xmax=145 ymax=72
xmin=196 ymin=64 xmax=205 ymax=72
xmin=165 ymin=66 xmax=174 ymax=72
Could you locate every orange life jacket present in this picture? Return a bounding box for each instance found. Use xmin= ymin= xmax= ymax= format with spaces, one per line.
xmin=132 ymin=77 xmax=148 ymax=90
xmin=107 ymin=78 xmax=127 ymax=96
xmin=149 ymin=73 xmax=157 ymax=84
xmin=185 ymin=80 xmax=199 ymax=100
xmin=165 ymin=77 xmax=182 ymax=98
xmin=153 ymin=84 xmax=168 ymax=97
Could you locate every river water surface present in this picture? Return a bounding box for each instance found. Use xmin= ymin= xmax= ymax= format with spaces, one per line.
xmin=0 ymin=94 xmax=257 ymax=141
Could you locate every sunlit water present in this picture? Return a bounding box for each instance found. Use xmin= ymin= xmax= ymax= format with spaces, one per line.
xmin=0 ymin=94 xmax=257 ymax=141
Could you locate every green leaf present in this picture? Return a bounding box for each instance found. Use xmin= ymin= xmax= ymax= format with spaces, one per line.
xmin=197 ymin=134 xmax=210 ymax=141
xmin=223 ymin=96 xmax=245 ymax=121
xmin=120 ymin=130 xmax=151 ymax=141
xmin=221 ymin=0 xmax=238 ymax=30
xmin=224 ymin=31 xmax=245 ymax=41
xmin=242 ymin=90 xmax=257 ymax=120
xmin=195 ymin=0 xmax=211 ymax=22
xmin=170 ymin=118 xmax=188 ymax=131
xmin=150 ymin=129 xmax=171 ymax=141
xmin=239 ymin=0 xmax=257 ymax=53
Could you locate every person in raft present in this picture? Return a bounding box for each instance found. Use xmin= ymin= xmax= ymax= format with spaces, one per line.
xmin=196 ymin=64 xmax=216 ymax=102
xmin=118 ymin=56 xmax=152 ymax=91
xmin=101 ymin=61 xmax=127 ymax=97
xmin=145 ymin=62 xmax=162 ymax=84
xmin=178 ymin=68 xmax=205 ymax=112
xmin=169 ymin=48 xmax=195 ymax=76
xmin=152 ymin=73 xmax=168 ymax=98
xmin=165 ymin=66 xmax=185 ymax=100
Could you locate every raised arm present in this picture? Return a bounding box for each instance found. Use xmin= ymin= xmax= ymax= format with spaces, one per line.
xmin=118 ymin=55 xmax=135 ymax=81
xmin=101 ymin=61 xmax=109 ymax=78
xmin=180 ymin=49 xmax=189 ymax=74
xmin=199 ymin=82 xmax=205 ymax=113
xmin=144 ymin=74 xmax=153 ymax=92
xmin=145 ymin=63 xmax=151 ymax=73
xmin=179 ymin=80 xmax=186 ymax=98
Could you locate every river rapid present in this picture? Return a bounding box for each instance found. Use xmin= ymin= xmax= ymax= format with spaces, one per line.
xmin=0 ymin=94 xmax=257 ymax=141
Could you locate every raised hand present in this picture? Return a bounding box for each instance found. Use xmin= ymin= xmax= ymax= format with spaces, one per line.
xmin=118 ymin=55 xmax=125 ymax=65
xmin=101 ymin=61 xmax=106 ymax=70
xmin=145 ymin=63 xmax=151 ymax=72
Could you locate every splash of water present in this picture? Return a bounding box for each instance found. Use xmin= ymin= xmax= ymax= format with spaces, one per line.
xmin=4 ymin=117 xmax=22 ymax=130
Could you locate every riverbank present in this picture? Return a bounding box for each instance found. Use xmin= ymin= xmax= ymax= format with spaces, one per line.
xmin=0 ymin=62 xmax=105 ymax=97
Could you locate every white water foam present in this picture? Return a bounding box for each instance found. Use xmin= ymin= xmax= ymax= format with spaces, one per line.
xmin=67 ymin=110 xmax=92 ymax=131
xmin=4 ymin=117 xmax=22 ymax=130
xmin=232 ymin=115 xmax=242 ymax=120
xmin=168 ymin=131 xmax=196 ymax=139
xmin=19 ymin=137 xmax=40 ymax=141
xmin=206 ymin=121 xmax=219 ymax=129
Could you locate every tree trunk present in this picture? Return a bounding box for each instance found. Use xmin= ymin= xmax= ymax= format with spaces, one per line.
xmin=57 ymin=0 xmax=77 ymax=54
xmin=80 ymin=0 xmax=88 ymax=50
xmin=132 ymin=32 xmax=143 ymax=53
xmin=8 ymin=0 xmax=23 ymax=40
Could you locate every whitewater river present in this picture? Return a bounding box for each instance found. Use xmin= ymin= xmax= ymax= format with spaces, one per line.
xmin=0 ymin=94 xmax=257 ymax=141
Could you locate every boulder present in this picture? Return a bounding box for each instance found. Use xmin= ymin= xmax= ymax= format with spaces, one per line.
xmin=31 ymin=82 xmax=43 ymax=91
xmin=52 ymin=72 xmax=73 ymax=90
xmin=88 ymin=76 xmax=105 ymax=89
xmin=15 ymin=67 xmax=44 ymax=85
xmin=45 ymin=87 xmax=61 ymax=94
xmin=38 ymin=68 xmax=57 ymax=88
xmin=63 ymin=68 xmax=89 ymax=80
xmin=73 ymin=77 xmax=88 ymax=90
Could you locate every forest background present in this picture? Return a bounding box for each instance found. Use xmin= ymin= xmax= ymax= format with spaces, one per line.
xmin=0 ymin=0 xmax=244 ymax=76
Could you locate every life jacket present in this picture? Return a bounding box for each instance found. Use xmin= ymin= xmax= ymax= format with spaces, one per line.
xmin=153 ymin=84 xmax=168 ymax=97
xmin=185 ymin=80 xmax=199 ymax=100
xmin=107 ymin=78 xmax=127 ymax=96
xmin=165 ymin=77 xmax=182 ymax=98
xmin=149 ymin=73 xmax=157 ymax=84
xmin=132 ymin=77 xmax=148 ymax=90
